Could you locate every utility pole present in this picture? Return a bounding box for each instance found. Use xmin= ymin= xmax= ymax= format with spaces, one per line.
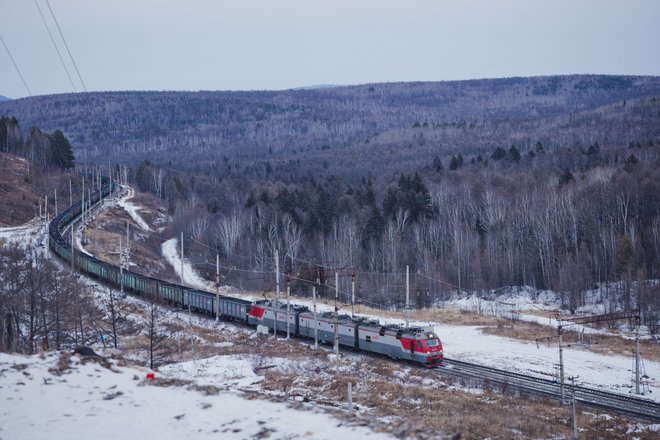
xmin=126 ymin=221 xmax=130 ymax=255
xmin=54 ymin=189 xmax=57 ymax=216
xmin=313 ymin=283 xmax=319 ymax=349
xmin=334 ymin=271 xmax=339 ymax=355
xmin=635 ymin=315 xmax=641 ymax=395
xmin=555 ymin=310 xmax=643 ymax=395
xmin=571 ymin=376 xmax=578 ymax=440
xmin=70 ymin=220 xmax=74 ymax=272
xmin=405 ymin=265 xmax=410 ymax=328
xmin=559 ymin=325 xmax=565 ymax=403
xmin=69 ymin=179 xmax=72 ymax=206
xmin=351 ymin=274 xmax=355 ymax=317
xmin=215 ymin=252 xmax=220 ymax=322
xmin=119 ymin=237 xmax=124 ymax=297
xmin=180 ymin=232 xmax=184 ymax=285
xmin=274 ymin=249 xmax=280 ymax=338
xmin=81 ymin=177 xmax=85 ymax=226
xmin=286 ymin=280 xmax=291 ymax=339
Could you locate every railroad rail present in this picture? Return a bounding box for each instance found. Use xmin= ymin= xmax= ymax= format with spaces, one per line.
xmin=439 ymin=358 xmax=660 ymax=422
xmin=51 ymin=180 xmax=660 ymax=423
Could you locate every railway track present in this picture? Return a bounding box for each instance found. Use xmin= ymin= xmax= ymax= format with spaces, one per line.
xmin=439 ymin=358 xmax=660 ymax=422
xmin=56 ymin=182 xmax=660 ymax=423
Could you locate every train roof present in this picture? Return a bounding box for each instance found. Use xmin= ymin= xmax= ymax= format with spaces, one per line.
xmin=183 ymin=288 xmax=252 ymax=305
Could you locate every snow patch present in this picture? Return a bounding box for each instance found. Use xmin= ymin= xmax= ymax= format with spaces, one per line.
xmin=161 ymin=237 xmax=214 ymax=290
xmin=116 ymin=185 xmax=151 ymax=231
xmin=0 ymin=351 xmax=394 ymax=440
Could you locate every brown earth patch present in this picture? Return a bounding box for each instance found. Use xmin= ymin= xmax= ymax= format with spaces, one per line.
xmin=0 ymin=153 xmax=40 ymax=226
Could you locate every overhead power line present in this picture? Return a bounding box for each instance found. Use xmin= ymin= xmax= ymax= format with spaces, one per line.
xmin=0 ymin=33 xmax=32 ymax=96
xmin=45 ymin=0 xmax=87 ymax=92
xmin=33 ymin=0 xmax=77 ymax=92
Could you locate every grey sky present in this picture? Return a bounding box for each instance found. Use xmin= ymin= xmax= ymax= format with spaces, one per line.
xmin=2 ymin=0 xmax=659 ymax=99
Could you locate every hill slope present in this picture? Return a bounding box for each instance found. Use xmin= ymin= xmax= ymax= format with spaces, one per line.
xmin=1 ymin=75 xmax=659 ymax=168
xmin=0 ymin=153 xmax=39 ymax=226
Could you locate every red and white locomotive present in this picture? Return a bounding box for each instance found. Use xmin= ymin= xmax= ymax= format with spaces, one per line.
xmin=248 ymin=300 xmax=443 ymax=367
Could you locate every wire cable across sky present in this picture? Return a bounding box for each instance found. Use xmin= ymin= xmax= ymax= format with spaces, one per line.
xmin=45 ymin=0 xmax=87 ymax=92
xmin=0 ymin=33 xmax=32 ymax=96
xmin=33 ymin=0 xmax=77 ymax=92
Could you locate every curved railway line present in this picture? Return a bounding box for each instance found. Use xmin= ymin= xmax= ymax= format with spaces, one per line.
xmin=440 ymin=358 xmax=660 ymax=422
xmin=49 ymin=181 xmax=660 ymax=423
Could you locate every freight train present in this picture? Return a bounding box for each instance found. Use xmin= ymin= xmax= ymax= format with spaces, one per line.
xmin=48 ymin=181 xmax=443 ymax=367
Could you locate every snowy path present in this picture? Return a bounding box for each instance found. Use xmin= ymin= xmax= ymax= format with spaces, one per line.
xmin=161 ymin=237 xmax=216 ymax=291
xmin=117 ymin=185 xmax=151 ymax=231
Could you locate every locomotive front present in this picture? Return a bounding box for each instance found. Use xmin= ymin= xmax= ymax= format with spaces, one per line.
xmin=421 ymin=330 xmax=443 ymax=367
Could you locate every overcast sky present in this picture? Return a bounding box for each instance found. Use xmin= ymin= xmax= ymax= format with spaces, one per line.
xmin=2 ymin=0 xmax=660 ymax=99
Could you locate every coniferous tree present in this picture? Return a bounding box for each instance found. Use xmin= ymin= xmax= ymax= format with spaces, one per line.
xmin=508 ymin=145 xmax=521 ymax=162
xmin=49 ymin=130 xmax=75 ymax=169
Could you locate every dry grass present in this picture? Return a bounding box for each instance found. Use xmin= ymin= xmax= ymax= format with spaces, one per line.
xmin=254 ymin=351 xmax=658 ymax=440
xmin=85 ymin=207 xmax=166 ymax=277
xmin=87 ymin=289 xmax=658 ymax=440
xmin=0 ymin=153 xmax=40 ymax=226
xmin=76 ymin=194 xmax=659 ymax=438
xmin=482 ymin=321 xmax=660 ymax=362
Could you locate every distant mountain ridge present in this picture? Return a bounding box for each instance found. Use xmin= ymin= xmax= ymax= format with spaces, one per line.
xmin=0 ymin=75 xmax=659 ymax=168
xmin=0 ymin=95 xmax=10 ymax=102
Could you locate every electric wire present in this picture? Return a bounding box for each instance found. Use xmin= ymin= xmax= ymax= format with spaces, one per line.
xmin=105 ymin=186 xmax=457 ymax=308
xmin=45 ymin=0 xmax=87 ymax=91
xmin=0 ymin=33 xmax=32 ymax=96
xmin=33 ymin=0 xmax=77 ymax=92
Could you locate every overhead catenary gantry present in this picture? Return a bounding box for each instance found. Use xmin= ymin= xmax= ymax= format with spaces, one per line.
xmin=539 ymin=309 xmax=645 ymax=402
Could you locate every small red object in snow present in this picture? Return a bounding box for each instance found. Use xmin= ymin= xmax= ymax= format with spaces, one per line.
xmin=146 ymin=373 xmax=155 ymax=380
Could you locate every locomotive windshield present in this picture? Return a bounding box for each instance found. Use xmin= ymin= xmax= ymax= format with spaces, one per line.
xmin=427 ymin=338 xmax=440 ymax=347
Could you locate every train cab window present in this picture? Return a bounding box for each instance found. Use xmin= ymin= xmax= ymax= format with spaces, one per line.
xmin=427 ymin=339 xmax=440 ymax=347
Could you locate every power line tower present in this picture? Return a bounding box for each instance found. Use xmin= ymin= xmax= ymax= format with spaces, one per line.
xmin=547 ymin=310 xmax=645 ymax=398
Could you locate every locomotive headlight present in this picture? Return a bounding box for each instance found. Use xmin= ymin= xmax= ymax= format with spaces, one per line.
xmin=428 ymin=333 xmax=434 ymax=338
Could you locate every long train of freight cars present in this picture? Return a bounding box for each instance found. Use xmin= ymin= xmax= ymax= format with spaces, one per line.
xmin=48 ymin=181 xmax=443 ymax=367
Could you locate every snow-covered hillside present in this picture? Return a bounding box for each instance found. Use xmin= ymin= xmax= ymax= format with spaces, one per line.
xmin=2 ymin=190 xmax=660 ymax=438
xmin=0 ymin=350 xmax=392 ymax=440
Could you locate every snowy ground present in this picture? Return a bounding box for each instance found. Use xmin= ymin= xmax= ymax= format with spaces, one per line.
xmin=0 ymin=217 xmax=47 ymax=254
xmin=2 ymin=188 xmax=659 ymax=439
xmin=116 ymin=185 xmax=152 ymax=231
xmin=0 ymin=351 xmax=392 ymax=440
xmin=156 ymin=238 xmax=660 ymax=401
xmin=161 ymin=237 xmax=218 ymax=291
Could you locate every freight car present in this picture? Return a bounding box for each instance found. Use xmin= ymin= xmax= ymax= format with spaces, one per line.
xmin=48 ymin=180 xmax=442 ymax=367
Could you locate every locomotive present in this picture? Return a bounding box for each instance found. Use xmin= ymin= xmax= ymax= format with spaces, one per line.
xmin=48 ymin=180 xmax=443 ymax=367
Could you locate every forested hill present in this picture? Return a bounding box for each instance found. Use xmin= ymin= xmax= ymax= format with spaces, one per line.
xmin=2 ymin=75 xmax=660 ymax=318
xmin=1 ymin=75 xmax=659 ymax=171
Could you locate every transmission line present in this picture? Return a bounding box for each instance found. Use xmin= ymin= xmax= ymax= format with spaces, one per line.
xmin=33 ymin=0 xmax=77 ymax=92
xmin=45 ymin=0 xmax=87 ymax=92
xmin=0 ymin=33 xmax=32 ymax=96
